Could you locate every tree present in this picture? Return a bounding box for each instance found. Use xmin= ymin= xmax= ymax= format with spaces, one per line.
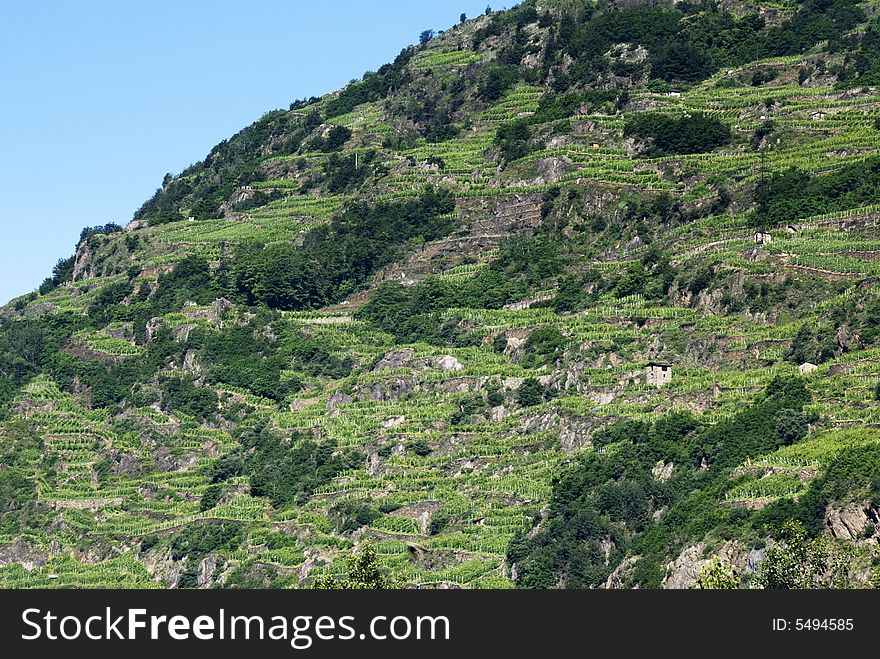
xmin=419 ymin=29 xmax=435 ymax=45
xmin=694 ymin=558 xmax=739 ymax=589
xmin=786 ymin=323 xmax=816 ymax=365
xmin=460 ymin=13 xmax=467 ymax=23
xmin=314 ymin=544 xmax=391 ymax=589
xmin=485 ymin=5 xmax=492 ymax=14
xmin=774 ymin=409 xmax=808 ymax=445
xmin=756 ymin=520 xmax=844 ymax=589
xmin=517 ymin=378 xmax=545 ymax=407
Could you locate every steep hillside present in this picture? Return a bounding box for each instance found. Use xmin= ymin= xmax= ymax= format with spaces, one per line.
xmin=2 ymin=0 xmax=880 ymax=589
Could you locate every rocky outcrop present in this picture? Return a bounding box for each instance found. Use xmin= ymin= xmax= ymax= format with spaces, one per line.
xmin=373 ymin=349 xmax=415 ymax=371
xmin=604 ymin=556 xmax=640 ymax=589
xmin=0 ymin=539 xmax=48 ymax=571
xmin=825 ymin=501 xmax=879 ymax=542
xmin=326 ymin=390 xmax=353 ymax=412
xmin=651 ymin=461 xmax=674 ymax=483
xmin=661 ymin=541 xmax=756 ymax=589
xmin=522 ymin=409 xmax=599 ymax=452
xmin=434 ymin=355 xmax=464 ymax=372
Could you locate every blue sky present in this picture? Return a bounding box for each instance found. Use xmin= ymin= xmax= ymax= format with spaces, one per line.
xmin=0 ymin=0 xmax=507 ymax=305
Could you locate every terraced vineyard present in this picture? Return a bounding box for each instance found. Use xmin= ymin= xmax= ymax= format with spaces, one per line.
xmin=3 ymin=0 xmax=880 ymax=589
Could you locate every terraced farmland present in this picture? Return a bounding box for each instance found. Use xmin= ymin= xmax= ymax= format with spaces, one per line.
xmin=3 ymin=0 xmax=880 ymax=589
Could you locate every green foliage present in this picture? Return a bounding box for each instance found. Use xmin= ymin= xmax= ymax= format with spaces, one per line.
xmin=214 ymin=427 xmax=362 ymax=508
xmin=324 ymin=49 xmax=414 ymax=119
xmin=624 ymin=113 xmax=731 ymax=156
xmin=160 ymin=375 xmax=218 ymax=421
xmin=694 ymin=558 xmax=739 ymax=589
xmin=510 ymin=380 xmax=811 ymax=589
xmin=153 ymin=255 xmax=215 ymax=312
xmin=755 ymin=158 xmax=880 ymax=228
xmin=357 ymin=281 xmax=476 ymax=346
xmin=756 ymin=520 xmax=836 ymax=589
xmin=521 ymin=326 xmax=566 ymax=368
xmin=224 ymin=563 xmax=285 ymax=589
xmin=764 ymin=443 xmax=880 ymax=536
xmin=231 ymin=189 xmax=282 ymax=213
xmin=774 ymin=409 xmax=809 ymax=446
xmin=38 ymin=255 xmax=76 ymax=295
xmin=79 ymin=223 xmax=123 ymax=244
xmin=429 ymin=513 xmax=449 ymax=536
xmin=516 ymin=378 xmax=545 ymax=407
xmin=0 ymin=313 xmax=86 ymax=418
xmin=481 ymin=64 xmax=520 ymax=101
xmin=314 ymin=544 xmax=391 ymax=589
xmin=331 ymin=500 xmax=381 ymax=533
xmin=323 ymin=151 xmax=373 ymax=192
xmin=224 ymin=188 xmax=454 ymax=311
xmin=170 ymin=521 xmax=243 ymax=562
xmin=408 ymin=439 xmax=432 ymax=457
xmin=316 ymin=125 xmax=352 ymax=152
xmin=495 ymin=119 xmax=531 ymax=162
xmin=0 ymin=468 xmax=41 ymax=535
xmin=192 ymin=322 xmax=305 ymax=401
xmin=200 ymin=483 xmax=223 ymax=512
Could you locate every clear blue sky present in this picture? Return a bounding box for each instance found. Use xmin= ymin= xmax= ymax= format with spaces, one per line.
xmin=0 ymin=0 xmax=508 ymax=305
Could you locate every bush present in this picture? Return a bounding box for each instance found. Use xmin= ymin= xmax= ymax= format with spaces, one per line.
xmin=331 ymin=500 xmax=381 ymax=533
xmin=200 ymin=484 xmax=223 ymax=512
xmin=774 ymin=409 xmax=808 ymax=445
xmin=160 ymin=375 xmax=218 ymax=421
xmin=215 ymin=428 xmax=362 ymax=508
xmin=516 ymin=378 xmax=545 ymax=407
xmin=170 ymin=521 xmax=242 ymax=562
xmin=521 ymin=327 xmax=567 ymax=368
xmin=624 ymin=113 xmax=731 ymax=156
xmin=495 ymin=120 xmax=531 ymax=162
xmin=408 ymin=439 xmax=432 ymax=457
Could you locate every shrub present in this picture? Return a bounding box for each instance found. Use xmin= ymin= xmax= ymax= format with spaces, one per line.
xmin=517 ymin=378 xmax=545 ymax=407
xmin=624 ymin=113 xmax=731 ymax=156
xmin=774 ymin=409 xmax=809 ymax=445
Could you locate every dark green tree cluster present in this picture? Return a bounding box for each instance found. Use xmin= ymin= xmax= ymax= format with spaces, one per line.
xmin=624 ymin=113 xmax=731 ymax=156
xmin=222 ymin=188 xmax=453 ymax=310
xmin=754 ymin=157 xmax=880 ymax=228
xmin=211 ymin=426 xmax=362 ymax=508
xmin=358 ymin=233 xmax=564 ymax=344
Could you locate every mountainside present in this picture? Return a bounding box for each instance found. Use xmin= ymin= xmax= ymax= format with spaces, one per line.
xmin=3 ymin=0 xmax=880 ymax=589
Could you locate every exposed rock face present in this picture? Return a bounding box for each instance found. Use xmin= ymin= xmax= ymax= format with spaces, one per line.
xmin=695 ymin=287 xmax=724 ymax=314
xmin=522 ymin=409 xmax=600 ymax=452
xmin=435 ymin=355 xmax=464 ymax=372
xmin=651 ymin=461 xmax=674 ymax=483
xmin=373 ymin=349 xmax=415 ymax=371
xmin=535 ymin=156 xmax=567 ymax=183
xmin=140 ymin=547 xmax=183 ymax=587
xmin=799 ymin=362 xmax=818 ymax=375
xmin=382 ymin=415 xmax=406 ymax=429
xmin=604 ymin=556 xmax=640 ymax=589
xmin=326 ymin=390 xmax=353 ymax=412
xmin=71 ymin=241 xmax=95 ymax=281
xmin=198 ymin=555 xmax=219 ymax=588
xmin=836 ymin=325 xmax=852 ymax=352
xmin=661 ymin=541 xmax=747 ymax=589
xmin=145 ymin=317 xmax=163 ymax=342
xmin=364 ymin=377 xmax=418 ymax=402
xmin=647 ymin=335 xmax=666 ymax=361
xmin=182 ymin=349 xmax=205 ymax=377
xmin=826 ymin=501 xmax=879 ymax=541
xmin=0 ymin=539 xmax=48 ymax=570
